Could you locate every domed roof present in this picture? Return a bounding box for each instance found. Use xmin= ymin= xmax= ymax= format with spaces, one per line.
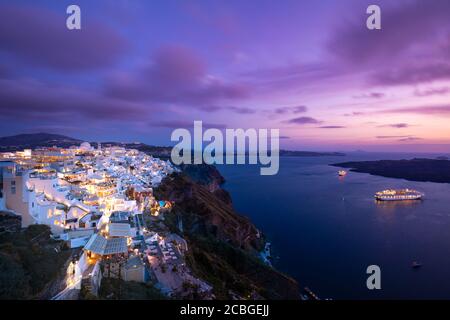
xmin=80 ymin=142 xmax=92 ymax=150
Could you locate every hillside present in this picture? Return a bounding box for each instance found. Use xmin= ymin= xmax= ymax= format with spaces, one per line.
xmin=0 ymin=133 xmax=81 ymax=151
xmin=0 ymin=133 xmax=173 ymax=158
xmin=0 ymin=224 xmax=71 ymax=299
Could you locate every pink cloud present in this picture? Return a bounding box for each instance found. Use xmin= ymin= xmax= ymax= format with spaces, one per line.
xmin=378 ymin=123 xmax=410 ymax=128
xmin=379 ymin=105 xmax=450 ymax=115
xmin=283 ymin=116 xmax=322 ymax=125
xmin=274 ymin=105 xmax=308 ymax=114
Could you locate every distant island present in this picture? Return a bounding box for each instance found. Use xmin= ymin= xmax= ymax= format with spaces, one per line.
xmin=332 ymin=158 xmax=450 ymax=183
xmin=280 ymin=150 xmax=345 ymax=157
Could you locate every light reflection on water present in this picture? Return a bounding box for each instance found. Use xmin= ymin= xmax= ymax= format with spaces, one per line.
xmin=375 ymin=199 xmax=423 ymax=209
xmin=218 ymin=152 xmax=450 ymax=299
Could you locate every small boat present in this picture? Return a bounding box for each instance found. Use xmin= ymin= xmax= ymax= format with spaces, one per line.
xmin=411 ymin=261 xmax=422 ymax=269
xmin=338 ymin=170 xmax=347 ymax=177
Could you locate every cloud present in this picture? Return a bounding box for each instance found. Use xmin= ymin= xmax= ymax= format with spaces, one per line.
xmin=371 ymin=63 xmax=450 ymax=86
xmin=414 ymin=87 xmax=450 ymax=97
xmin=0 ymin=78 xmax=152 ymax=124
xmin=194 ymin=105 xmax=255 ymax=114
xmin=329 ymin=1 xmax=450 ymax=65
xmin=243 ymin=63 xmax=331 ymax=82
xmin=274 ymin=105 xmax=308 ymax=114
xmin=353 ymin=92 xmax=385 ymax=99
xmin=375 ymin=135 xmax=422 ymax=142
xmin=240 ymin=62 xmax=342 ymax=96
xmin=238 ymin=1 xmax=450 ymax=95
xmin=106 ymin=45 xmax=250 ymax=107
xmin=283 ymin=116 xmax=322 ymax=125
xmin=152 ymin=120 xmax=227 ymax=129
xmin=224 ymin=106 xmax=256 ymax=114
xmin=378 ymin=123 xmax=410 ymax=128
xmin=376 ymin=135 xmax=411 ymax=139
xmin=343 ymin=111 xmax=365 ymax=117
xmin=398 ymin=136 xmax=423 ymax=142
xmin=378 ymin=105 xmax=450 ymax=116
xmin=0 ymin=64 xmax=12 ymax=79
xmin=23 ymin=125 xmax=81 ymax=135
xmin=318 ymin=125 xmax=346 ymax=129
xmin=0 ymin=4 xmax=128 ymax=71
xmin=328 ymin=0 xmax=450 ymax=86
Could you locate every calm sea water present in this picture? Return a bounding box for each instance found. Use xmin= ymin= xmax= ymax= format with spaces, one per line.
xmin=217 ymin=152 xmax=450 ymax=299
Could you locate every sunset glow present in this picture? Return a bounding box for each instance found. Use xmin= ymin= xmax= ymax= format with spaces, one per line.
xmin=1 ymin=0 xmax=450 ymax=152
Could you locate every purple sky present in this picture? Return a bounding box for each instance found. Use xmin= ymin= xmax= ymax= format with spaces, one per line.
xmin=1 ymin=0 xmax=450 ymax=152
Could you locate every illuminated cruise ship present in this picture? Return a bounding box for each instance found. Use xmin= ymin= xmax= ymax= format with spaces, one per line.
xmin=375 ymin=189 xmax=424 ymax=201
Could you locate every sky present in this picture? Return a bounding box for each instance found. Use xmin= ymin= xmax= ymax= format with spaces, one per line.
xmin=0 ymin=0 xmax=450 ymax=152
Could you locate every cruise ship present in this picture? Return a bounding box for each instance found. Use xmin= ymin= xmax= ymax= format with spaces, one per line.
xmin=375 ymin=189 xmax=424 ymax=201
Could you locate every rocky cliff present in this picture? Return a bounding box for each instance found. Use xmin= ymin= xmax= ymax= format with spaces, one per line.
xmin=154 ymin=164 xmax=300 ymax=300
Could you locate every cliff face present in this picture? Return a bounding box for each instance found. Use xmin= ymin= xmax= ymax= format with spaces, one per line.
xmin=176 ymin=164 xmax=232 ymax=204
xmin=154 ymin=164 xmax=300 ymax=300
xmin=154 ymin=169 xmax=261 ymax=252
xmin=178 ymin=164 xmax=225 ymax=192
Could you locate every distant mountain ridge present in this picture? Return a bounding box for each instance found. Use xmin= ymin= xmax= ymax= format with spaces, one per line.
xmin=0 ymin=132 xmax=345 ymax=157
xmin=0 ymin=133 xmax=82 ymax=151
xmin=0 ymin=133 xmax=173 ymax=158
xmin=279 ymin=150 xmax=345 ymax=157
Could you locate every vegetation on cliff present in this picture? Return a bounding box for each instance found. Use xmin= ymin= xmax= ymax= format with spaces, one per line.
xmin=0 ymin=224 xmax=70 ymax=299
xmin=98 ymin=278 xmax=166 ymax=300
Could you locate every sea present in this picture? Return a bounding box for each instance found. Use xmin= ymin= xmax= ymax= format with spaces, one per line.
xmin=217 ymin=152 xmax=450 ymax=299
